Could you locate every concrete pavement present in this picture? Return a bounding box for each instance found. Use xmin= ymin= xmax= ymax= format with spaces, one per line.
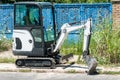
xmin=0 ymin=63 xmax=120 ymax=74
xmin=0 ymin=63 xmax=87 ymax=73
xmin=0 ymin=72 xmax=120 ymax=80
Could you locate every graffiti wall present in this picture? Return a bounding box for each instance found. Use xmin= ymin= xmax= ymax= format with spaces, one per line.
xmin=0 ymin=4 xmax=14 ymax=39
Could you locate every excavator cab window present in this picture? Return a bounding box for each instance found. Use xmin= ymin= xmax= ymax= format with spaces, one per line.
xmin=15 ymin=4 xmax=40 ymax=26
xmin=42 ymin=7 xmax=54 ymax=42
xmin=14 ymin=3 xmax=55 ymax=42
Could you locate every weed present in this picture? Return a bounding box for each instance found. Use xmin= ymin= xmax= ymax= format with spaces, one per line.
xmin=0 ymin=38 xmax=12 ymax=52
xmin=65 ymin=69 xmax=78 ymax=73
xmin=60 ymin=18 xmax=120 ymax=65
xmin=101 ymin=71 xmax=120 ymax=75
xmin=19 ymin=69 xmax=31 ymax=72
xmin=0 ymin=58 xmax=15 ymax=63
xmin=90 ymin=23 xmax=120 ymax=64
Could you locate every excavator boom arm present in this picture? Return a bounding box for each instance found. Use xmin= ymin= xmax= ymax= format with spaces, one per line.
xmin=53 ymin=18 xmax=98 ymax=75
xmin=53 ymin=19 xmax=91 ymax=53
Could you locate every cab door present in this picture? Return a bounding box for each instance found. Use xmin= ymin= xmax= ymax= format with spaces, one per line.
xmin=42 ymin=6 xmax=55 ymax=55
xmin=13 ymin=4 xmax=44 ymax=56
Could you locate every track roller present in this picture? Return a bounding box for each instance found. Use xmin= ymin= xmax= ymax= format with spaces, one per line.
xmin=15 ymin=59 xmax=25 ymax=67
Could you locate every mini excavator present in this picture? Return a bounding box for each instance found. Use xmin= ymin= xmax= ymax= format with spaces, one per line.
xmin=12 ymin=2 xmax=97 ymax=74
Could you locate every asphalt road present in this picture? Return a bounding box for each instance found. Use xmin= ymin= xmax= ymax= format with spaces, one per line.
xmin=0 ymin=72 xmax=120 ymax=80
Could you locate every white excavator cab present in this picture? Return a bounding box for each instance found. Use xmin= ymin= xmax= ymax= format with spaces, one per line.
xmin=13 ymin=2 xmax=56 ymax=57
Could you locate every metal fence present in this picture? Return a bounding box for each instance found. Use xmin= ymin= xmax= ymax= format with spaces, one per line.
xmin=54 ymin=3 xmax=112 ymax=42
xmin=0 ymin=3 xmax=112 ymax=40
xmin=0 ymin=4 xmax=14 ymax=39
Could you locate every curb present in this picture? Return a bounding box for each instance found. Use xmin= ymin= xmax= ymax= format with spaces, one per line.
xmin=0 ymin=67 xmax=86 ymax=73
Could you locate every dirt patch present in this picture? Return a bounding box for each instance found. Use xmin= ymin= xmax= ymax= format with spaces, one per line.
xmin=0 ymin=50 xmax=16 ymax=58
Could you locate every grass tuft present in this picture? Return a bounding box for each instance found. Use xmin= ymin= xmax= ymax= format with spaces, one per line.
xmin=0 ymin=38 xmax=12 ymax=52
xmin=101 ymin=71 xmax=120 ymax=75
xmin=65 ymin=69 xmax=79 ymax=73
xmin=0 ymin=58 xmax=15 ymax=63
xmin=19 ymin=69 xmax=31 ymax=72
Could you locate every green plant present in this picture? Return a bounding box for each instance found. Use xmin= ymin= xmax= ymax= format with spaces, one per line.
xmin=60 ymin=33 xmax=83 ymax=55
xmin=101 ymin=71 xmax=120 ymax=75
xmin=65 ymin=69 xmax=78 ymax=73
xmin=0 ymin=38 xmax=12 ymax=52
xmin=90 ymin=20 xmax=120 ymax=64
xmin=19 ymin=69 xmax=31 ymax=72
xmin=0 ymin=58 xmax=15 ymax=63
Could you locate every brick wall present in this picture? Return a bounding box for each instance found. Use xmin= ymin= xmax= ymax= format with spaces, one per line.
xmin=112 ymin=0 xmax=120 ymax=28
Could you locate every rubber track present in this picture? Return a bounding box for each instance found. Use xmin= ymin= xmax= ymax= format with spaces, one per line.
xmin=15 ymin=58 xmax=56 ymax=69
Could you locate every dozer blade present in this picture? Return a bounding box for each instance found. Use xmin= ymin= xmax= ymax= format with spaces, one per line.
xmin=61 ymin=53 xmax=73 ymax=64
xmin=84 ymin=55 xmax=98 ymax=75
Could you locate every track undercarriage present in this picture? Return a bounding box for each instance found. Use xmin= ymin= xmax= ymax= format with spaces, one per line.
xmin=15 ymin=53 xmax=73 ymax=69
xmin=15 ymin=58 xmax=56 ymax=69
xmin=15 ymin=53 xmax=98 ymax=75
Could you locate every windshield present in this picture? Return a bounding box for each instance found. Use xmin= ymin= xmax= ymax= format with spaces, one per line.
xmin=15 ymin=4 xmax=40 ymax=26
xmin=42 ymin=7 xmax=54 ymax=42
